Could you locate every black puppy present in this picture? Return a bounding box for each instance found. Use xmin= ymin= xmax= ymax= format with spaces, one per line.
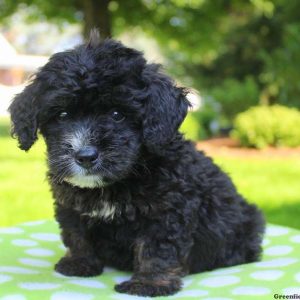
xmin=9 ymin=31 xmax=265 ymax=297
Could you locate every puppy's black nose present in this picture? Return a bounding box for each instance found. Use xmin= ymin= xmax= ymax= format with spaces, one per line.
xmin=75 ymin=146 xmax=99 ymax=169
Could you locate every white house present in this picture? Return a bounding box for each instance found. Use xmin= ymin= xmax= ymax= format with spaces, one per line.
xmin=0 ymin=33 xmax=48 ymax=115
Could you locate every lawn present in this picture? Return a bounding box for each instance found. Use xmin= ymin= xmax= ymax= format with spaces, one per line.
xmin=1 ymin=117 xmax=300 ymax=229
xmin=0 ymin=117 xmax=53 ymax=226
xmin=214 ymin=157 xmax=300 ymax=229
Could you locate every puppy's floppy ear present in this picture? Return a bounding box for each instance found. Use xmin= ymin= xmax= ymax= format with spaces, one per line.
xmin=8 ymin=81 xmax=41 ymax=151
xmin=142 ymin=64 xmax=190 ymax=152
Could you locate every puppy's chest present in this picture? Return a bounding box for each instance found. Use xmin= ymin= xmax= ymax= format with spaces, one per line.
xmin=73 ymin=190 xmax=139 ymax=223
xmin=78 ymin=200 xmax=119 ymax=221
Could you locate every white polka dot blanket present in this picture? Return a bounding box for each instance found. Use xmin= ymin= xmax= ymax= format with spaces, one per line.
xmin=0 ymin=221 xmax=300 ymax=299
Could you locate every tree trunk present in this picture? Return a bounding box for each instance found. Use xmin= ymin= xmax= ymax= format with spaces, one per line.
xmin=82 ymin=0 xmax=111 ymax=41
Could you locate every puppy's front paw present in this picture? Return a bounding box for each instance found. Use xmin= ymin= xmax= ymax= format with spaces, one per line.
xmin=115 ymin=278 xmax=181 ymax=297
xmin=55 ymin=256 xmax=103 ymax=277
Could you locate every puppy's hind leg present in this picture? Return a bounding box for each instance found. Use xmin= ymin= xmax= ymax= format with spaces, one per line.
xmin=115 ymin=218 xmax=193 ymax=297
xmin=230 ymin=203 xmax=265 ymax=265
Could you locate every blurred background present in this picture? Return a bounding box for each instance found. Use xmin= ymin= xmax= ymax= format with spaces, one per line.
xmin=0 ymin=0 xmax=300 ymax=229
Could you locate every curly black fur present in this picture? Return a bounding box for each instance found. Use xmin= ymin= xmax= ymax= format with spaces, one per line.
xmin=9 ymin=31 xmax=265 ymax=297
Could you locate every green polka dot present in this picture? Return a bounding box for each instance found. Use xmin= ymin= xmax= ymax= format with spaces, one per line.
xmin=264 ymin=245 xmax=293 ymax=256
xmin=0 ymin=275 xmax=13 ymax=284
xmin=0 ymin=295 xmax=27 ymax=300
xmin=231 ymin=286 xmax=271 ymax=296
xmin=0 ymin=221 xmax=300 ymax=299
xmin=250 ymin=270 xmax=284 ymax=280
xmin=199 ymin=275 xmax=240 ymax=287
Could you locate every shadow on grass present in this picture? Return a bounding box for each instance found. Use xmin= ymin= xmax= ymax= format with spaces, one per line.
xmin=262 ymin=202 xmax=300 ymax=230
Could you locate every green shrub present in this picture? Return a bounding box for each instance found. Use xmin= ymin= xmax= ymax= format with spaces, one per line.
xmin=210 ymin=77 xmax=260 ymax=121
xmin=191 ymin=104 xmax=219 ymax=137
xmin=232 ymin=105 xmax=300 ymax=148
xmin=180 ymin=112 xmax=206 ymax=141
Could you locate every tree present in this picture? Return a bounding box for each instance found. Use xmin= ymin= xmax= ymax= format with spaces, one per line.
xmin=0 ymin=0 xmax=112 ymax=40
xmin=82 ymin=0 xmax=111 ymax=39
xmin=1 ymin=0 xmax=300 ymax=119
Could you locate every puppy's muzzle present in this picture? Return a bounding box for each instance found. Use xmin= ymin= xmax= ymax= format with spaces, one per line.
xmin=75 ymin=146 xmax=99 ymax=169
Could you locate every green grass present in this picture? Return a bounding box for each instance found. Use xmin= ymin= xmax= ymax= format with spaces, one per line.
xmin=215 ymin=157 xmax=300 ymax=229
xmin=0 ymin=117 xmax=53 ymax=226
xmin=1 ymin=117 xmax=300 ymax=229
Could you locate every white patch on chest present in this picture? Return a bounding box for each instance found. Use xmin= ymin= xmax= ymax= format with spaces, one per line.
xmin=82 ymin=201 xmax=118 ymax=221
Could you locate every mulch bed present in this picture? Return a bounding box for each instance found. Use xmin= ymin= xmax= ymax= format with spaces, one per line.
xmin=196 ymin=138 xmax=300 ymax=159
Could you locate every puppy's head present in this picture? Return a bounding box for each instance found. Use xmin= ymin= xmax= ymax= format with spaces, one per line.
xmin=9 ymin=31 xmax=190 ymax=188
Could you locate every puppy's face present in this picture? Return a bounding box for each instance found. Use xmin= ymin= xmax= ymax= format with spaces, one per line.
xmin=41 ymin=100 xmax=141 ymax=188
xmin=9 ymin=33 xmax=190 ymax=188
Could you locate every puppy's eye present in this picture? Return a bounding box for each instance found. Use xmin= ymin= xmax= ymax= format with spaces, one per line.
xmin=58 ymin=111 xmax=68 ymax=120
xmin=111 ymin=111 xmax=125 ymax=122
